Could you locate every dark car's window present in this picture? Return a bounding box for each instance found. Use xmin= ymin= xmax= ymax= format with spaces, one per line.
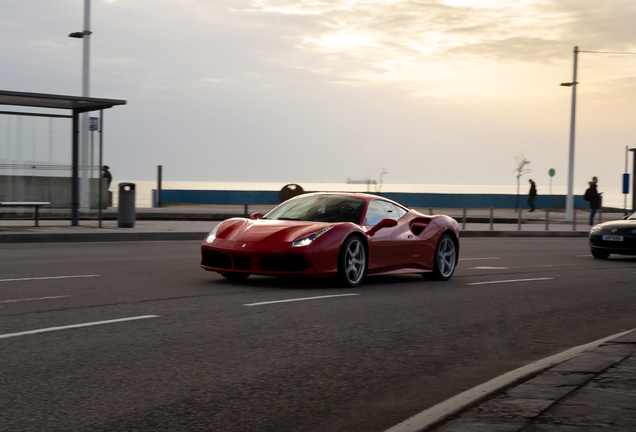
xmin=364 ymin=200 xmax=402 ymax=226
xmin=264 ymin=195 xmax=366 ymax=223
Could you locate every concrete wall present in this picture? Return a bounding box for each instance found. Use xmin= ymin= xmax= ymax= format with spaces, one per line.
xmin=153 ymin=189 xmax=591 ymax=209
xmin=0 ymin=175 xmax=108 ymax=208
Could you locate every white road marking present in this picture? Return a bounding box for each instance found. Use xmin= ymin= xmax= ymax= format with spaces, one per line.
xmin=0 ymin=295 xmax=70 ymax=304
xmin=0 ymin=275 xmax=99 ymax=283
xmin=458 ymin=257 xmax=501 ymax=261
xmin=0 ymin=315 xmax=159 ymax=340
xmin=467 ymin=278 xmax=554 ymax=286
xmin=469 ymin=264 xmax=557 ymax=270
xmin=244 ymin=293 xmax=360 ymax=306
xmin=384 ymin=328 xmax=636 ymax=432
xmin=470 ymin=266 xmax=509 ymax=270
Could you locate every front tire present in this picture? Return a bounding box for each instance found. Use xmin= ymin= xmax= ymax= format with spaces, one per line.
xmin=425 ymin=233 xmax=457 ymax=281
xmin=337 ymin=236 xmax=366 ymax=287
xmin=220 ymin=272 xmax=250 ymax=280
xmin=591 ymin=249 xmax=610 ymax=259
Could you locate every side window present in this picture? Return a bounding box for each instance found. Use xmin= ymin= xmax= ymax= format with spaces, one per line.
xmin=394 ymin=205 xmax=408 ymax=218
xmin=364 ymin=200 xmax=399 ymax=226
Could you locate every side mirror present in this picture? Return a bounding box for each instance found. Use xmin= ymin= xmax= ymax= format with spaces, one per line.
xmin=250 ymin=212 xmax=262 ymax=220
xmin=367 ymin=218 xmax=398 ymax=236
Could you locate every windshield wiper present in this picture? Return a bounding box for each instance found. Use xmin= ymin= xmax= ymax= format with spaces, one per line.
xmin=276 ymin=217 xmax=304 ymax=221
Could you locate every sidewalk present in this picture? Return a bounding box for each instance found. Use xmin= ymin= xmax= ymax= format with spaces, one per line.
xmin=432 ymin=329 xmax=636 ymax=431
xmin=0 ymin=206 xmax=618 ymax=243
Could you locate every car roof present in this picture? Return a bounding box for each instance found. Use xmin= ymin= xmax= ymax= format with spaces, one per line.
xmin=298 ymin=192 xmax=407 ymax=208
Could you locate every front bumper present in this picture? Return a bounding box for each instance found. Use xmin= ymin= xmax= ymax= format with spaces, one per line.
xmin=589 ymin=234 xmax=636 ymax=255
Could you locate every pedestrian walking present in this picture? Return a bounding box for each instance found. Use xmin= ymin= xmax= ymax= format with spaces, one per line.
xmin=584 ymin=176 xmax=602 ymax=228
xmin=527 ymin=179 xmax=537 ymax=212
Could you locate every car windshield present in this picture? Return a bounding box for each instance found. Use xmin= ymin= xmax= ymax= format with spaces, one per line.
xmin=264 ymin=195 xmax=366 ymax=223
xmin=628 ymin=212 xmax=636 ymax=220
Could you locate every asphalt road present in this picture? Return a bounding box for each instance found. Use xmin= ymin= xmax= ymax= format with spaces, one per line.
xmin=1 ymin=238 xmax=636 ymax=432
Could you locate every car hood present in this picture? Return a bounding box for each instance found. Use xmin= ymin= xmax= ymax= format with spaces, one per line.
xmin=216 ymin=218 xmax=334 ymax=244
xmin=596 ymin=219 xmax=636 ymax=231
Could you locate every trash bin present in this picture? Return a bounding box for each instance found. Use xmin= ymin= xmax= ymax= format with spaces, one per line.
xmin=118 ymin=182 xmax=136 ymax=228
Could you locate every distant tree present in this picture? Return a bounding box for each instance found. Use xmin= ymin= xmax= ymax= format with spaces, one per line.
xmin=513 ymin=154 xmax=531 ymax=210
xmin=375 ymin=168 xmax=388 ymax=195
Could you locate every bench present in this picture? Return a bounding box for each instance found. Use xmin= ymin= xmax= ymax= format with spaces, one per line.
xmin=0 ymin=202 xmax=51 ymax=226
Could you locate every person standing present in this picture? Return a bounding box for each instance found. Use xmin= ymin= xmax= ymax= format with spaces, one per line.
xmin=585 ymin=176 xmax=602 ymax=227
xmin=102 ymin=165 xmax=112 ymax=189
xmin=527 ymin=179 xmax=537 ymax=212
xmin=102 ymin=165 xmax=113 ymax=208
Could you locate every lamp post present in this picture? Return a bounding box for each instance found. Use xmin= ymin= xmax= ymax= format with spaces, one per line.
xmin=560 ymin=47 xmax=636 ymax=221
xmin=560 ymin=46 xmax=579 ymax=222
xmin=69 ymin=0 xmax=92 ymax=212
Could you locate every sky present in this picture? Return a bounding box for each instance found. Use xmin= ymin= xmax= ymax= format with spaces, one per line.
xmin=2 ymin=0 xmax=636 ymax=192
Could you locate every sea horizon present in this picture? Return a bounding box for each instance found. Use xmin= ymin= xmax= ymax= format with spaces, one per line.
xmin=112 ymin=181 xmax=629 ymax=210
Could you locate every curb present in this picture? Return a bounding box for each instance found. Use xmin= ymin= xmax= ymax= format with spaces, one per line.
xmin=460 ymin=231 xmax=589 ymax=238
xmin=385 ymin=329 xmax=636 ymax=432
xmin=0 ymin=232 xmax=209 ymax=244
xmin=0 ymin=230 xmax=591 ymax=244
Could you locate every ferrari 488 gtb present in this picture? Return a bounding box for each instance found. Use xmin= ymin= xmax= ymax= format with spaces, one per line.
xmin=201 ymin=193 xmax=459 ymax=287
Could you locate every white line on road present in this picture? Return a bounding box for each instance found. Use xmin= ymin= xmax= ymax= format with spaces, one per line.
xmin=469 ymin=266 xmax=509 ymax=270
xmin=458 ymin=257 xmax=501 ymax=261
xmin=244 ymin=293 xmax=360 ymax=306
xmin=467 ymin=278 xmax=554 ymax=286
xmin=384 ymin=327 xmax=636 ymax=432
xmin=469 ymin=264 xmax=557 ymax=270
xmin=0 ymin=295 xmax=70 ymax=304
xmin=0 ymin=315 xmax=159 ymax=340
xmin=0 ymin=275 xmax=99 ymax=283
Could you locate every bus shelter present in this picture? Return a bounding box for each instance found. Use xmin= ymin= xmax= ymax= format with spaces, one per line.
xmin=0 ymin=90 xmax=126 ymax=226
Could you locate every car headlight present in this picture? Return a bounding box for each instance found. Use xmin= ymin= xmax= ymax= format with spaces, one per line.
xmin=290 ymin=226 xmax=333 ymax=248
xmin=590 ymin=225 xmax=603 ymax=233
xmin=206 ymin=225 xmax=220 ymax=243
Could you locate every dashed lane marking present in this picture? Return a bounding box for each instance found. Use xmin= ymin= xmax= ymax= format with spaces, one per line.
xmin=458 ymin=257 xmax=501 ymax=261
xmin=244 ymin=293 xmax=360 ymax=306
xmin=470 ymin=266 xmax=509 ymax=270
xmin=467 ymin=277 xmax=554 ymax=286
xmin=0 ymin=275 xmax=99 ymax=283
xmin=0 ymin=315 xmax=160 ymax=340
xmin=0 ymin=295 xmax=70 ymax=304
xmin=469 ymin=265 xmax=557 ymax=270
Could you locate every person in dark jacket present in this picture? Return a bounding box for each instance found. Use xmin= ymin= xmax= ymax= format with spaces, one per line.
xmin=102 ymin=165 xmax=112 ymax=189
xmin=528 ymin=179 xmax=537 ymax=212
xmin=586 ymin=176 xmax=602 ymax=227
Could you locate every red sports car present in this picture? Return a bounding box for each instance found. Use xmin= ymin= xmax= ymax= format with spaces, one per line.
xmin=201 ymin=193 xmax=459 ymax=287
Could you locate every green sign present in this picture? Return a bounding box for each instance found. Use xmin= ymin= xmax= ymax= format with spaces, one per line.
xmin=549 ymin=168 xmax=556 ymax=177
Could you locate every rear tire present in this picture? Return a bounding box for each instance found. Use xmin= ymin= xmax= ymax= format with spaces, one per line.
xmin=337 ymin=236 xmax=366 ymax=287
xmin=220 ymin=272 xmax=250 ymax=280
xmin=591 ymin=250 xmax=610 ymax=259
xmin=425 ymin=233 xmax=457 ymax=281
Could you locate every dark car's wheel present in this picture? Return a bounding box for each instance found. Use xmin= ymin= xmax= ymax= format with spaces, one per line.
xmin=220 ymin=272 xmax=250 ymax=280
xmin=591 ymin=249 xmax=610 ymax=259
xmin=424 ymin=233 xmax=457 ymax=281
xmin=338 ymin=236 xmax=366 ymax=287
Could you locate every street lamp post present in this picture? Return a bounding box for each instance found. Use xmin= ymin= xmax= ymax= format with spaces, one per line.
xmin=560 ymin=47 xmax=636 ymax=222
xmin=560 ymin=46 xmax=579 ymax=222
xmin=69 ymin=0 xmax=92 ymax=212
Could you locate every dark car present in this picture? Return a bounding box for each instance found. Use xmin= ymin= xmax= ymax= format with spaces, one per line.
xmin=589 ymin=212 xmax=636 ymax=259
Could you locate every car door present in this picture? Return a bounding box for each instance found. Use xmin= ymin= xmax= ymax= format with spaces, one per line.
xmin=365 ymin=200 xmax=414 ymax=270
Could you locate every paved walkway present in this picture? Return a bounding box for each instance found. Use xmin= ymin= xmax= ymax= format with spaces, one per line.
xmin=0 ymin=206 xmax=623 ymax=243
xmin=434 ymin=330 xmax=636 ymax=431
